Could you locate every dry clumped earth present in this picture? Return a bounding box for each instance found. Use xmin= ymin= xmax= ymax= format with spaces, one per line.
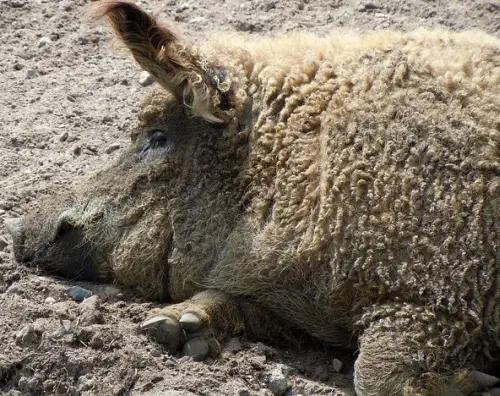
xmin=0 ymin=0 xmax=498 ymax=395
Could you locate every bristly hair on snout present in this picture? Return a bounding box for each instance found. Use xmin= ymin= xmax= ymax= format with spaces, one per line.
xmin=91 ymin=1 xmax=234 ymax=123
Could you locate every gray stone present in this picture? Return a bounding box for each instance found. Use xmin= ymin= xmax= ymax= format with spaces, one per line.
xmin=37 ymin=37 xmax=51 ymax=48
xmin=72 ymin=144 xmax=81 ymax=155
xmin=357 ymin=2 xmax=381 ymax=12
xmin=105 ymin=143 xmax=121 ymax=154
xmin=267 ymin=365 xmax=291 ymax=395
xmin=67 ymin=285 xmax=93 ymax=302
xmin=59 ymin=131 xmax=68 ymax=142
xmin=139 ymin=71 xmax=154 ymax=87
xmin=60 ymin=0 xmax=72 ymax=11
xmin=9 ymin=0 xmax=26 ymax=8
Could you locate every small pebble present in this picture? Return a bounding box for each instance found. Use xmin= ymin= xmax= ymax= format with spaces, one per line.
xmin=139 ymin=71 xmax=154 ymax=87
xmin=9 ymin=0 xmax=26 ymax=8
xmin=85 ymin=145 xmax=98 ymax=154
xmin=37 ymin=37 xmax=51 ymax=48
xmin=59 ymin=131 xmax=69 ymax=142
xmin=332 ymin=358 xmax=344 ymax=373
xmin=60 ymin=0 xmax=72 ymax=11
xmin=44 ymin=297 xmax=56 ymax=304
xmin=72 ymin=144 xmax=81 ymax=155
xmin=67 ymin=286 xmax=93 ymax=302
xmin=267 ymin=365 xmax=291 ymax=396
xmin=105 ymin=143 xmax=121 ymax=154
xmin=357 ymin=2 xmax=380 ymax=12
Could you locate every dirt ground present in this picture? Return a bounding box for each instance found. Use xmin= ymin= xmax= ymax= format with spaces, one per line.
xmin=0 ymin=0 xmax=498 ymax=395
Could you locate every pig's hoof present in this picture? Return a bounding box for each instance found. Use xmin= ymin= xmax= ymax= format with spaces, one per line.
xmin=140 ymin=316 xmax=181 ymax=354
xmin=140 ymin=312 xmax=213 ymax=361
xmin=179 ymin=312 xmax=201 ymax=331
xmin=182 ymin=337 xmax=209 ymax=361
xmin=471 ymin=371 xmax=500 ymax=388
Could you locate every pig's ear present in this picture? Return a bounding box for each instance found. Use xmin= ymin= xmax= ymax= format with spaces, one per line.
xmin=92 ymin=1 xmax=232 ymax=123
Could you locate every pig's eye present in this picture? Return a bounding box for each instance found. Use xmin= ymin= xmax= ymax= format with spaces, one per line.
xmin=140 ymin=129 xmax=169 ymax=155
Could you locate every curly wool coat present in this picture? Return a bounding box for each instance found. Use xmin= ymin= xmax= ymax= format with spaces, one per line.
xmin=9 ymin=4 xmax=500 ymax=394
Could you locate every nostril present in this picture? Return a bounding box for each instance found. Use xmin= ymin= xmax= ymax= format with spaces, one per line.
xmin=4 ymin=217 xmax=24 ymax=246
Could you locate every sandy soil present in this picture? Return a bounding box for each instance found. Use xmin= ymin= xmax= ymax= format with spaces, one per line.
xmin=0 ymin=0 xmax=498 ymax=395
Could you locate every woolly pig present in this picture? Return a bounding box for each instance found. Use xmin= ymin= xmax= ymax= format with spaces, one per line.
xmin=5 ymin=2 xmax=500 ymax=395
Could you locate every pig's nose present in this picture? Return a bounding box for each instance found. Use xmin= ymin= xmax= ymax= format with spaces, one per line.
xmin=4 ymin=217 xmax=24 ymax=247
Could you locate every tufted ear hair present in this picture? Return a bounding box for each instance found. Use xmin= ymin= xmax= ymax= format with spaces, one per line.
xmin=92 ymin=1 xmax=232 ymax=123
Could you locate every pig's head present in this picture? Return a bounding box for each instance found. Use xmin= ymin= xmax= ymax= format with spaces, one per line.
xmin=6 ymin=1 xmax=254 ymax=300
